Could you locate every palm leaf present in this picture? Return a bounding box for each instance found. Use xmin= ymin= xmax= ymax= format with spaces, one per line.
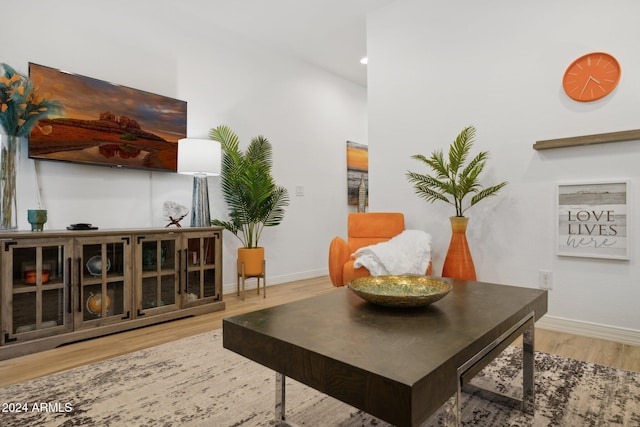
xmin=460 ymin=151 xmax=488 ymax=179
xmin=448 ymin=125 xmax=475 ymax=175
xmin=209 ymin=125 xmax=240 ymax=153
xmin=414 ymin=151 xmax=449 ymax=179
xmin=467 ymin=182 xmax=508 ymax=212
xmin=260 ymin=186 xmax=290 ymax=231
xmin=246 ymin=135 xmax=272 ymax=168
xmin=406 ymin=171 xmax=452 ymax=197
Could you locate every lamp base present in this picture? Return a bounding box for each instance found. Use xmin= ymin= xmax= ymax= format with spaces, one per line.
xmin=190 ymin=175 xmax=210 ymax=227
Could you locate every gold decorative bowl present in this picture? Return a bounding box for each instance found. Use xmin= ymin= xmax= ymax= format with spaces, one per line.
xmin=348 ymin=275 xmax=452 ymax=308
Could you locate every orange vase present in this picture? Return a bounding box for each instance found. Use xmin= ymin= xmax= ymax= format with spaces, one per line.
xmin=441 ymin=216 xmax=477 ymax=281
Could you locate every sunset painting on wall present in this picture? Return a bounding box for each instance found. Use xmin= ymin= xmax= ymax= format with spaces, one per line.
xmin=346 ymin=140 xmax=368 ymax=206
xmin=28 ymin=63 xmax=187 ymax=172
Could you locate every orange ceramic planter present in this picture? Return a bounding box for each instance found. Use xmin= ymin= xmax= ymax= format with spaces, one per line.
xmin=237 ymin=247 xmax=265 ymax=277
xmin=441 ymin=216 xmax=477 ymax=281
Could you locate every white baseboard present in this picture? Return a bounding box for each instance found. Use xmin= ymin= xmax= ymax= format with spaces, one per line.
xmin=536 ymin=315 xmax=640 ymax=346
xmin=222 ymin=268 xmax=328 ymax=296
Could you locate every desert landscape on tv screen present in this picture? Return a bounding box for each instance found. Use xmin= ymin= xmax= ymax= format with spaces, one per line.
xmin=29 ymin=63 xmax=187 ymax=172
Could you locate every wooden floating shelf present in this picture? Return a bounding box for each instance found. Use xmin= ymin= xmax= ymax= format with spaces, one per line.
xmin=533 ymin=129 xmax=640 ymax=150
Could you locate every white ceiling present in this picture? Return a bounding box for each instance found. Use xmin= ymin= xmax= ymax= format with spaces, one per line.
xmin=179 ymin=0 xmax=396 ymax=86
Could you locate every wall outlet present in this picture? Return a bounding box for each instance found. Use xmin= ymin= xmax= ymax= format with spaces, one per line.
xmin=539 ymin=270 xmax=553 ymax=290
xmin=295 ymin=186 xmax=304 ymax=197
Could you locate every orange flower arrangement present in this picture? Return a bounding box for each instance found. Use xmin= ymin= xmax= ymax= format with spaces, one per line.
xmin=0 ymin=63 xmax=63 ymax=137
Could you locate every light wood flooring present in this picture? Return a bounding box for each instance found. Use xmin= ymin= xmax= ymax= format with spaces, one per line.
xmin=0 ymin=276 xmax=638 ymax=388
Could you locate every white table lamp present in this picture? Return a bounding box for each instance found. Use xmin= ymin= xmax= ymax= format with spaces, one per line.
xmin=177 ymin=138 xmax=221 ymax=227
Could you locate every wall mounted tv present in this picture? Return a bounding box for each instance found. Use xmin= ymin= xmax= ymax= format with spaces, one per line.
xmin=28 ymin=63 xmax=187 ymax=172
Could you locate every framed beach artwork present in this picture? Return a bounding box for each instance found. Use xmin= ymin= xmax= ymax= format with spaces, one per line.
xmin=346 ymin=141 xmax=368 ymax=207
xmin=557 ymin=181 xmax=629 ymax=260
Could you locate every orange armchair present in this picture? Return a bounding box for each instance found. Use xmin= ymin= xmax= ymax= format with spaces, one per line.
xmin=328 ymin=212 xmax=432 ymax=287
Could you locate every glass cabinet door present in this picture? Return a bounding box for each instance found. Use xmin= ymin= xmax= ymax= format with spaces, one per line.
xmin=182 ymin=231 xmax=222 ymax=306
xmin=136 ymin=234 xmax=179 ymax=316
xmin=75 ymin=236 xmax=131 ymax=328
xmin=1 ymin=238 xmax=72 ymax=345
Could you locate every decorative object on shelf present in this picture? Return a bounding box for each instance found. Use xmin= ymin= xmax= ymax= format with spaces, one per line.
xmin=557 ymin=181 xmax=629 ymax=260
xmin=347 ymin=275 xmax=452 ymax=308
xmin=562 ymin=52 xmax=621 ymax=102
xmin=142 ymin=245 xmax=167 ymax=270
xmin=27 ymin=209 xmax=47 ymax=231
xmin=210 ymin=125 xmax=290 ymax=293
xmin=15 ymin=320 xmax=56 ymax=334
xmin=86 ymin=255 xmax=111 ymax=277
xmin=23 ymin=268 xmax=50 ymax=285
xmin=148 ymin=300 xmax=165 ymax=308
xmin=86 ymin=292 xmax=111 ymax=316
xmin=177 ymin=139 xmax=221 ymax=227
xmin=357 ymin=173 xmax=367 ymax=212
xmin=67 ymin=223 xmax=98 ymax=230
xmin=163 ymin=201 xmax=189 ymax=227
xmin=0 ymin=63 xmax=63 ymax=230
xmin=347 ymin=141 xmax=368 ymax=207
xmin=406 ymin=126 xmax=507 ymax=281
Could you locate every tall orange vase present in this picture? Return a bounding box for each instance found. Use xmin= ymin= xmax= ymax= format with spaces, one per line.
xmin=441 ymin=216 xmax=477 ymax=281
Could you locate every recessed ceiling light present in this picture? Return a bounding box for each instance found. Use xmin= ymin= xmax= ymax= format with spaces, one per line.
xmin=360 ymin=57 xmax=368 ymax=65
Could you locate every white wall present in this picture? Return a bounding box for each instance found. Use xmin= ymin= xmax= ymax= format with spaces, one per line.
xmin=4 ymin=0 xmax=367 ymax=289
xmin=368 ymin=0 xmax=640 ymax=333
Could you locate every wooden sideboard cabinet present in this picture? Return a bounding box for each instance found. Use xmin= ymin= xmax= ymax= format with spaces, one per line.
xmin=0 ymin=227 xmax=224 ymax=360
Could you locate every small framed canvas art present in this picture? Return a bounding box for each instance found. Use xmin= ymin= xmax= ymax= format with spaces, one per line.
xmin=346 ymin=141 xmax=368 ymax=207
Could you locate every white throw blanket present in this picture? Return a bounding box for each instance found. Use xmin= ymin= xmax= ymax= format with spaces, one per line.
xmin=353 ymin=229 xmax=431 ymax=276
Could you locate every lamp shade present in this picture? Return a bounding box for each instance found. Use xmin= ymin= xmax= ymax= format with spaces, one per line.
xmin=177 ymin=138 xmax=221 ymax=176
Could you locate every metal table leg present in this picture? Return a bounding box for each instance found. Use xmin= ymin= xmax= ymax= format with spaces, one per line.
xmin=451 ymin=312 xmax=536 ymax=426
xmin=522 ymin=324 xmax=535 ymax=414
xmin=275 ymin=372 xmax=286 ymax=422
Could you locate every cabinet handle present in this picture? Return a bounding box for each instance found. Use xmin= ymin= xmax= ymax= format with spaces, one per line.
xmin=182 ymin=249 xmax=188 ymax=294
xmin=4 ymin=333 xmax=16 ymax=343
xmin=67 ymin=258 xmax=72 ymax=314
xmin=121 ymin=311 xmax=130 ymax=320
xmin=77 ymin=258 xmax=82 ymax=312
xmin=137 ymin=308 xmax=146 ymax=317
xmin=3 ymin=240 xmax=16 ymax=252
xmin=177 ymin=249 xmax=182 ymax=294
xmin=137 ymin=236 xmax=146 ymax=244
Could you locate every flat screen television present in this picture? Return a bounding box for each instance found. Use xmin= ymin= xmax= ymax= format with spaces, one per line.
xmin=28 ymin=63 xmax=187 ymax=172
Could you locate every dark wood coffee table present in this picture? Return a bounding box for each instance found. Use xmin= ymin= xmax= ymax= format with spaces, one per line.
xmin=223 ymin=279 xmax=547 ymax=426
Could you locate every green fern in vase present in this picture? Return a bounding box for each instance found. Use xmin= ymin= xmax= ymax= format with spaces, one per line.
xmin=406 ymin=125 xmax=507 ymax=217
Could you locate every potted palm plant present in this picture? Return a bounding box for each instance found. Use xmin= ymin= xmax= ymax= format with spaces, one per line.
xmin=209 ymin=125 xmax=289 ymax=280
xmin=406 ymin=125 xmax=507 ymax=280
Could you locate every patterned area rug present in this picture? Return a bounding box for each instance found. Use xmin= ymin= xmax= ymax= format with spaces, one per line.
xmin=0 ymin=330 xmax=638 ymax=426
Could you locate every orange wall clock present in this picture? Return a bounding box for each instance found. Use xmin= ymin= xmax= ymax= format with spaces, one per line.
xmin=562 ymin=52 xmax=621 ymax=102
